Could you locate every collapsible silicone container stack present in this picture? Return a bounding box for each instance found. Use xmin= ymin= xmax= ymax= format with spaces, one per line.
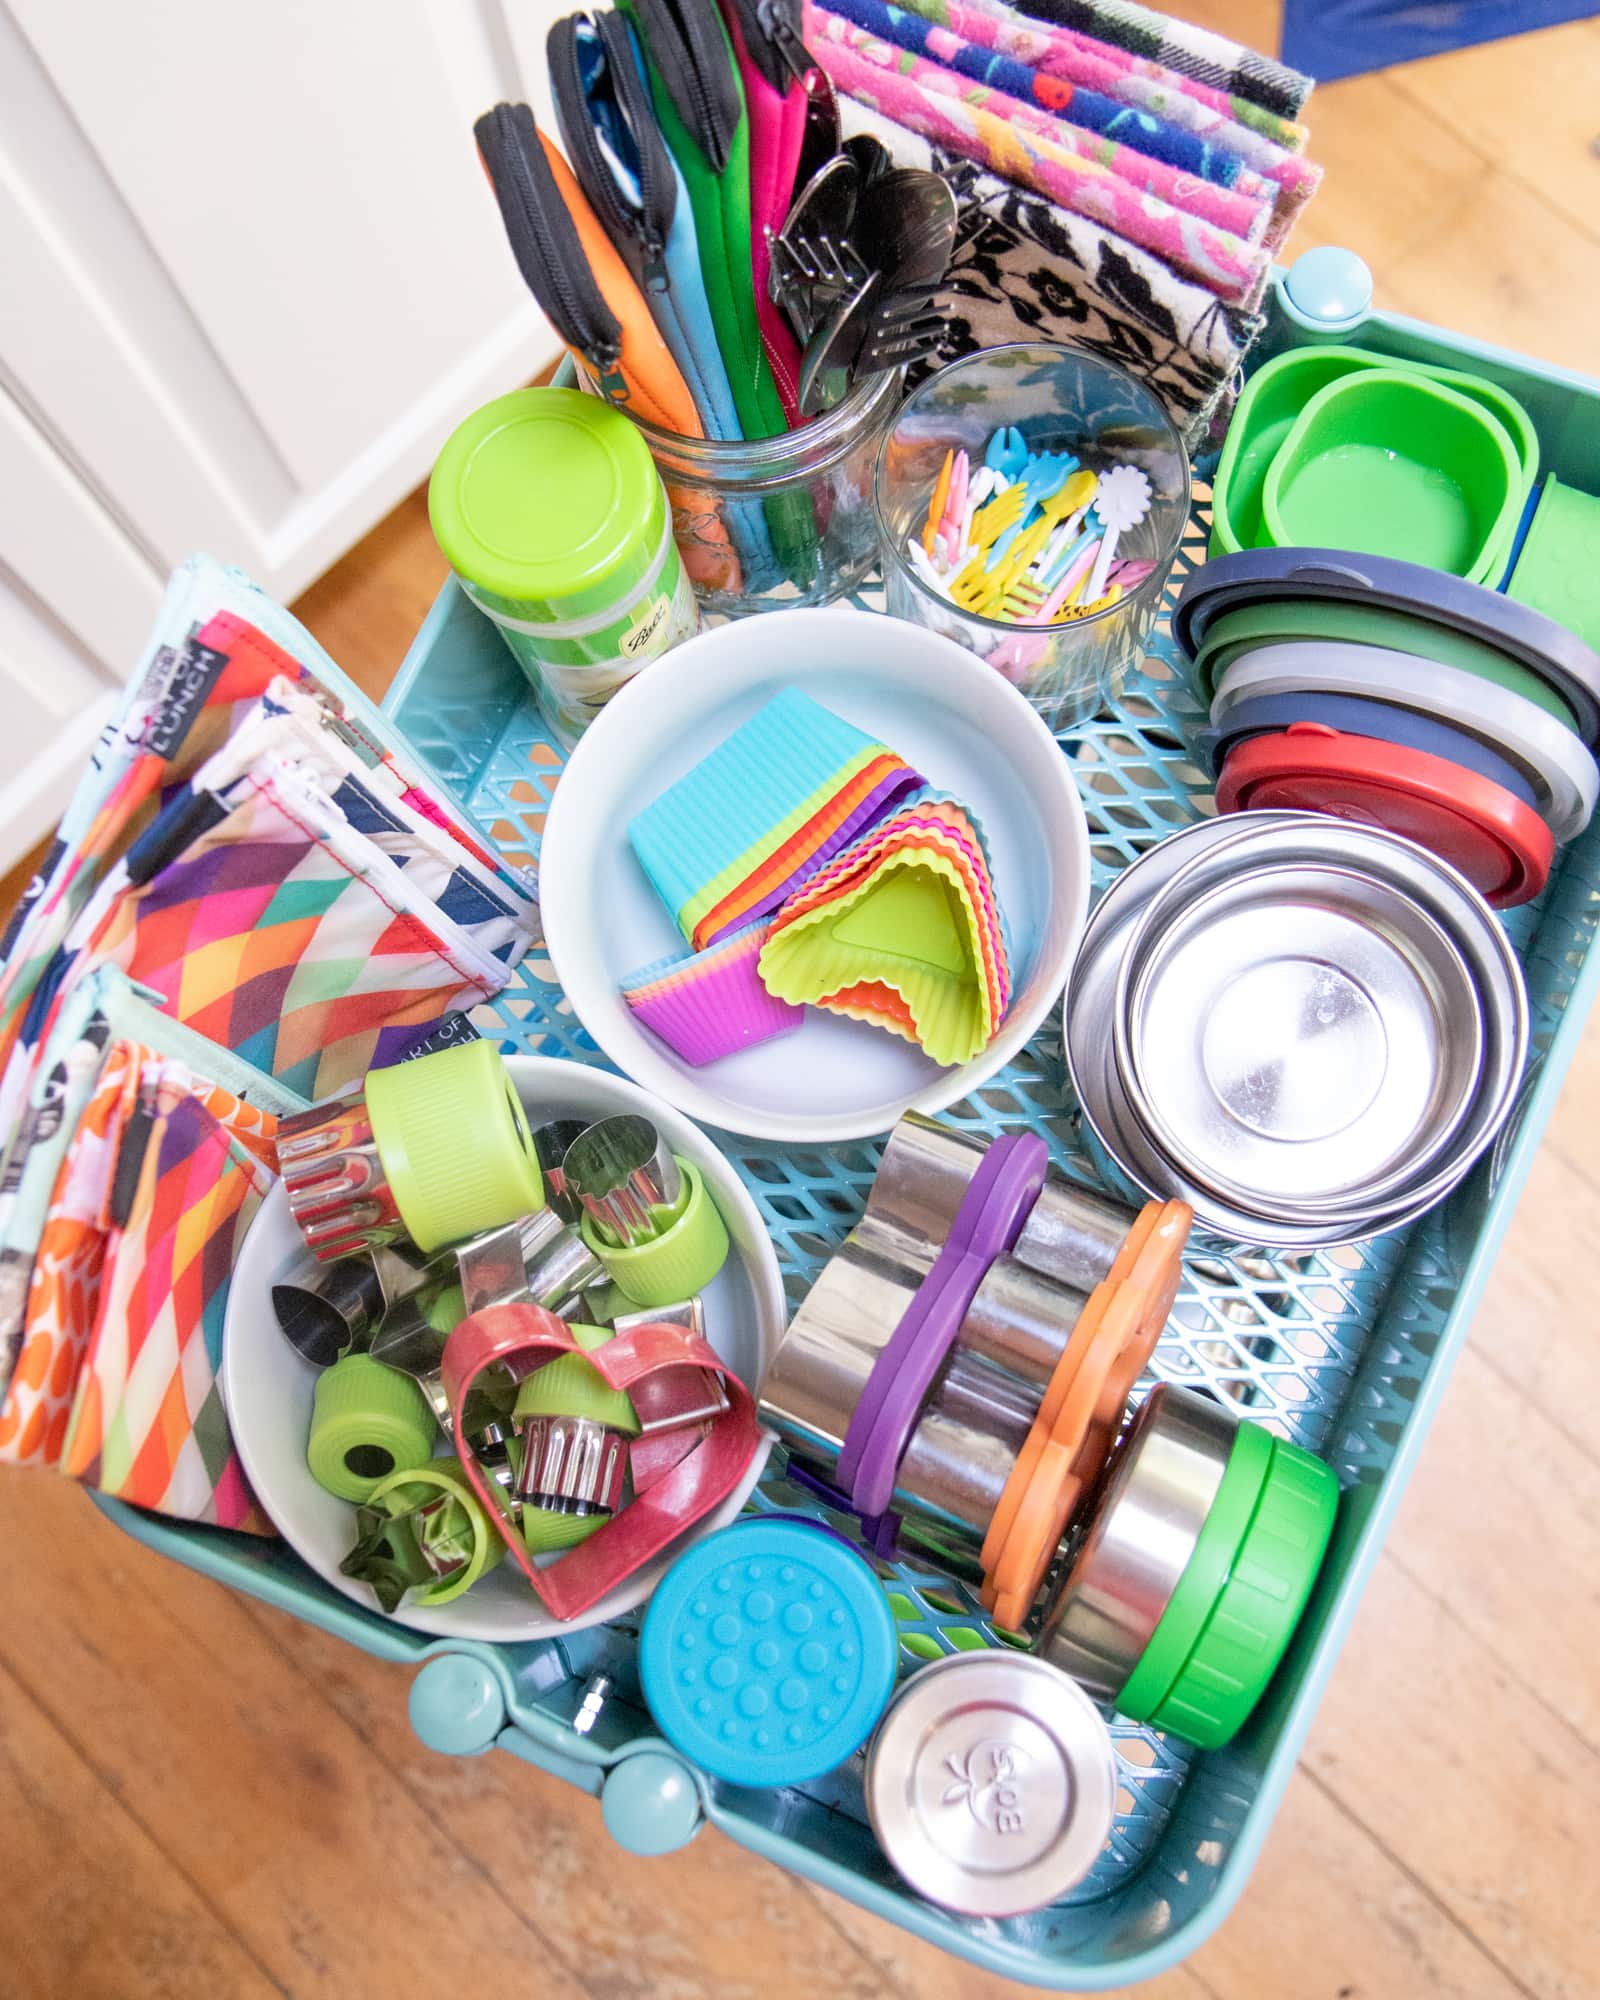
xmin=98 ymin=258 xmax=1600 ymax=1988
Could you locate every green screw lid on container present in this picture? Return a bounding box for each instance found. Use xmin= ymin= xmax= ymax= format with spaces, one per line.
xmin=578 ymin=1157 xmax=729 ymax=1309
xmin=365 ymin=1039 xmax=544 ymax=1255
xmin=1113 ymin=1416 xmax=1275 ymax=1724
xmin=307 ymin=1353 xmax=439 ymax=1503
xmin=1148 ymin=1435 xmax=1339 ymax=1749
xmin=429 ymin=387 xmax=669 ymax=626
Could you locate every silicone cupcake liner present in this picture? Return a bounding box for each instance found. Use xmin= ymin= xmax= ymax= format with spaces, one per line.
xmin=770 ymin=823 xmax=1008 ymax=1030
xmin=692 ymin=755 xmax=925 ymax=948
xmin=671 ymin=744 xmax=892 ymax=939
xmin=771 ymin=808 xmax=1012 ymax=1025
xmin=774 ymin=791 xmax=1014 ymax=996
xmin=628 ymin=689 xmax=906 ymax=923
xmin=622 ymin=919 xmax=804 ymax=1066
xmin=760 ymin=852 xmax=1000 ymax=1067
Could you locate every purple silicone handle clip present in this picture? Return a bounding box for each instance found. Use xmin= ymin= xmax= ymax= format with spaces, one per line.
xmin=784 ymin=1459 xmax=902 ymax=1558
xmin=837 ymin=1134 xmax=1049 ymax=1520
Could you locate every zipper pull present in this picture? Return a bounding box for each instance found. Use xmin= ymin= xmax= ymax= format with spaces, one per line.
xmin=756 ymin=0 xmax=812 ymax=87
xmin=641 ymin=234 xmax=670 ymax=295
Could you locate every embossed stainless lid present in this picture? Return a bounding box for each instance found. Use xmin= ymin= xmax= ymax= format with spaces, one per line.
xmin=864 ymin=1651 xmax=1117 ymax=1917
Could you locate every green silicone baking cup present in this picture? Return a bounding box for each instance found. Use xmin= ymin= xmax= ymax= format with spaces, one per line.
xmin=1195 ymin=598 xmax=1581 ymax=729
xmin=365 ymin=1038 xmax=544 ymax=1253
xmin=579 ymin=1157 xmax=729 ymax=1308
xmin=367 ymin=1459 xmax=497 ymax=1606
xmin=1113 ymin=1416 xmax=1275 ymax=1723
xmin=307 ymin=1354 xmax=439 ymax=1503
xmin=1148 ymin=1434 xmax=1340 ymax=1749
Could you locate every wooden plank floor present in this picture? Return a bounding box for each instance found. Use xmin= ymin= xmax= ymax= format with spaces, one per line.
xmin=4 ymin=14 xmax=1600 ymax=1997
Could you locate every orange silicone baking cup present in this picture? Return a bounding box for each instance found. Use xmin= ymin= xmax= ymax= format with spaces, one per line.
xmin=980 ymin=1200 xmax=1191 ymax=1629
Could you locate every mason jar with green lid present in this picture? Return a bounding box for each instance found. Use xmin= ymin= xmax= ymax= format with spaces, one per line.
xmin=429 ymin=386 xmax=698 ymax=746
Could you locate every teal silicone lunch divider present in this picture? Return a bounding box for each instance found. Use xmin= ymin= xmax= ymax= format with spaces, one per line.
xmin=98 ymin=253 xmax=1600 ymax=1987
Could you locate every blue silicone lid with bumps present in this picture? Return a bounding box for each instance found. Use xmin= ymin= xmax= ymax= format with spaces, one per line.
xmin=639 ymin=1518 xmax=899 ymax=1787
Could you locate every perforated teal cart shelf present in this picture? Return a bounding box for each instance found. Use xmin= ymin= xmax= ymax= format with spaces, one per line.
xmin=98 ymin=260 xmax=1600 ymax=1988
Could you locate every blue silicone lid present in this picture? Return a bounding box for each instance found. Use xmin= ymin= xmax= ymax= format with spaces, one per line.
xmin=639 ymin=1518 xmax=899 ymax=1787
xmin=1200 ymin=691 xmax=1541 ymax=807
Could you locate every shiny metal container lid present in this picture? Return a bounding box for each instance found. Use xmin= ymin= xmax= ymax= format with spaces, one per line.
xmin=864 ymin=1652 xmax=1117 ymax=1917
xmin=1116 ymin=857 xmax=1483 ymax=1212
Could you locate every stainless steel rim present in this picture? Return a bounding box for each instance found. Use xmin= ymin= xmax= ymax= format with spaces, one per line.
xmin=1062 ymin=813 xmax=1527 ymax=1247
xmin=1113 ymin=846 xmax=1485 ymax=1216
xmin=1037 ymin=1383 xmax=1236 ymax=1698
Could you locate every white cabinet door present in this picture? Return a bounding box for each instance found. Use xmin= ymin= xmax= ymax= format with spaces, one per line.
xmin=0 ymin=0 xmax=564 ymax=865
xmin=0 ymin=0 xmax=562 ymax=609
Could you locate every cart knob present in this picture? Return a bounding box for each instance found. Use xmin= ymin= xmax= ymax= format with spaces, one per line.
xmin=409 ymin=1652 xmax=506 ymax=1756
xmin=1283 ymin=247 xmax=1373 ymax=333
xmin=601 ymin=1749 xmax=703 ymax=1855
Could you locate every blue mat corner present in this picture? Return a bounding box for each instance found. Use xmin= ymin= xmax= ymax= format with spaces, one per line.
xmin=1281 ymin=0 xmax=1596 ymax=85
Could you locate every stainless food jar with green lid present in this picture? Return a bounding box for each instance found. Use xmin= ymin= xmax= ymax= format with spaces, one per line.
xmin=429 ymin=386 xmax=698 ymax=746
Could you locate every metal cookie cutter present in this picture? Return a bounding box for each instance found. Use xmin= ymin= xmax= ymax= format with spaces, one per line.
xmin=271 ymin=1240 xmax=445 ymax=1368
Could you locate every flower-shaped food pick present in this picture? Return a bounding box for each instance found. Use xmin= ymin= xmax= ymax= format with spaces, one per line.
xmin=1084 ymin=465 xmax=1153 ymax=605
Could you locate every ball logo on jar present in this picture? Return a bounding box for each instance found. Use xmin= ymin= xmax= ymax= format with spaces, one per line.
xmin=941 ymin=1738 xmax=1028 ymax=1835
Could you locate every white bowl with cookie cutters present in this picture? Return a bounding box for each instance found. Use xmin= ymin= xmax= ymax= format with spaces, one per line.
xmin=224 ymin=1040 xmax=785 ymax=1641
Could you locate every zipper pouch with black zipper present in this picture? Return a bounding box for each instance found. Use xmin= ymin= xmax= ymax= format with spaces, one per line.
xmin=620 ymin=0 xmax=820 ymax=582
xmin=551 ymin=10 xmax=780 ymax=582
xmin=619 ymin=0 xmax=790 ymax=438
xmin=474 ymin=99 xmax=746 ymax=594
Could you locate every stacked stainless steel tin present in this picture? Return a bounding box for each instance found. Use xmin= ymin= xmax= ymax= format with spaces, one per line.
xmin=1064 ymin=811 xmax=1529 ymax=1247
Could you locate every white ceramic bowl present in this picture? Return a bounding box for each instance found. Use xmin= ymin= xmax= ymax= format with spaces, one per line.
xmin=222 ymin=1057 xmax=783 ymax=1641
xmin=539 ymin=607 xmax=1091 ymax=1142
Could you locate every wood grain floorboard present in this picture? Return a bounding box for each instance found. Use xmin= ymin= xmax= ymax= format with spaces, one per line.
xmin=2 ymin=11 xmax=1598 ymax=1997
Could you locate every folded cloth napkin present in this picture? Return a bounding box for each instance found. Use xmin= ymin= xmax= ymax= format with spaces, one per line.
xmin=839 ymin=97 xmax=1260 ymax=439
xmin=879 ymin=0 xmax=1319 ymax=240
xmin=1012 ymin=0 xmax=1314 ymax=120
xmin=804 ymin=3 xmax=1271 ymax=304
xmin=56 ymin=1058 xmax=282 ymax=1531
xmin=0 ymin=561 xmax=542 ymax=1141
xmin=0 ymin=970 xmax=302 ymax=1448
xmin=824 ymin=0 xmax=1269 ymax=196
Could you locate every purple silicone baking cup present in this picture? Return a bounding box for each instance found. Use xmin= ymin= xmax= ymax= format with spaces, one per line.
xmin=623 ymin=921 xmax=804 ymax=1066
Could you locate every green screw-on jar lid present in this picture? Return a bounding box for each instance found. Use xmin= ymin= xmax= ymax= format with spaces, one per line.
xmin=1114 ymin=1416 xmax=1274 ymax=1723
xmin=428 ymin=387 xmax=665 ymax=624
xmin=365 ymin=1039 xmax=544 ymax=1254
xmin=1148 ymin=1435 xmax=1339 ymax=1748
